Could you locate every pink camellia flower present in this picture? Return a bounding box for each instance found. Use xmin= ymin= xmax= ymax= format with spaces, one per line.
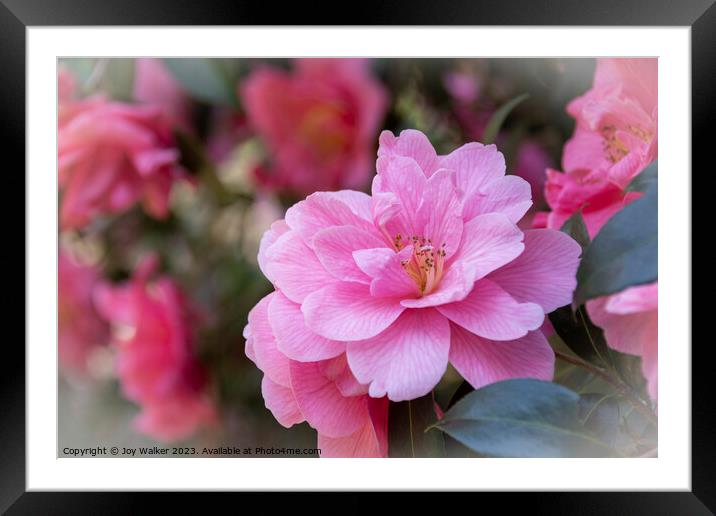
xmin=534 ymin=167 xmax=640 ymax=238
xmin=251 ymin=129 xmax=581 ymax=404
xmin=587 ymin=282 xmax=658 ymax=402
xmin=241 ymin=58 xmax=388 ymax=195
xmin=564 ymin=58 xmax=657 ymax=190
xmin=244 ymin=293 xmax=388 ymax=457
xmin=58 ymin=93 xmax=185 ymax=229
xmin=94 ymin=257 xmax=215 ymax=442
xmin=133 ymin=58 xmax=192 ymax=131
xmin=535 ymin=58 xmax=657 ymax=238
xmin=58 ymin=251 xmax=109 ymax=374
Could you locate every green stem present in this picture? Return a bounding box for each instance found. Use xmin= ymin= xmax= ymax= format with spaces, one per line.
xmin=554 ymin=350 xmax=657 ymax=426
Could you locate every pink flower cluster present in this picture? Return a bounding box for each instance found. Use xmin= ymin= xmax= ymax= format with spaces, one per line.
xmin=58 ymin=69 xmax=186 ymax=229
xmin=241 ymin=59 xmax=388 ymax=195
xmin=245 ymin=129 xmax=581 ymax=455
xmin=95 ymin=257 xmax=216 ymax=442
xmin=536 ymin=58 xmax=658 ymax=402
xmin=535 ymin=59 xmax=657 ymax=237
xmin=58 ymin=251 xmax=109 ymax=374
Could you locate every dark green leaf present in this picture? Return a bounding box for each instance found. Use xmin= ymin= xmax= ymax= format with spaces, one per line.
xmin=560 ymin=209 xmax=590 ymax=253
xmin=433 ymin=379 xmax=616 ymax=457
xmin=163 ymin=58 xmax=237 ymax=106
xmin=626 ymin=160 xmax=658 ymax=193
xmin=549 ymin=305 xmax=613 ymax=368
xmin=574 ymin=182 xmax=657 ymax=305
xmin=579 ymin=393 xmax=619 ymax=448
xmin=482 ymin=93 xmax=529 ymax=144
xmin=388 ymin=393 xmax=445 ymax=457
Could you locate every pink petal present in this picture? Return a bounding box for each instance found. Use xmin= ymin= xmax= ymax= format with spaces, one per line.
xmin=289 ymin=359 xmax=370 ymax=438
xmin=346 ymin=308 xmax=450 ymax=401
xmin=318 ymin=354 xmax=368 ymax=397
xmin=438 ymin=142 xmax=505 ymax=208
xmin=257 ymin=220 xmax=290 ymax=283
xmin=488 ymin=229 xmax=581 ymax=313
xmin=243 ymin=324 xmax=256 ymax=362
xmin=587 ymin=294 xmax=658 ymax=403
xmin=318 ymin=417 xmax=383 ymax=458
xmin=449 ymin=213 xmax=525 ymax=284
xmin=562 ymin=125 xmax=611 ymax=174
xmin=93 ymin=283 xmax=137 ymax=327
xmin=604 ymin=282 xmax=658 ymax=314
xmin=302 ymin=282 xmax=405 ymax=341
xmin=132 ymin=148 xmax=179 ymax=177
xmin=261 ymin=375 xmax=305 ymax=428
xmin=373 ymin=155 xmax=427 ymax=239
xmin=312 ymin=225 xmax=385 ymax=283
xmin=417 ymin=168 xmax=463 ymax=256
xmin=263 ymin=231 xmax=338 ymax=303
xmin=353 ymin=246 xmax=419 ymax=299
xmin=437 ymin=279 xmax=544 ymax=341
xmin=586 ymin=297 xmax=657 ymax=357
xmin=466 ymin=175 xmax=533 ymax=223
xmin=367 ymin=396 xmax=389 ymax=456
xmin=328 ymin=190 xmax=374 ymax=221
xmin=268 ymin=291 xmax=345 ymax=362
xmin=246 ymin=292 xmax=291 ymax=387
xmin=284 ymin=191 xmax=375 ymax=247
xmin=378 ymin=129 xmax=438 ymax=176
xmin=449 ymin=324 xmax=555 ymax=390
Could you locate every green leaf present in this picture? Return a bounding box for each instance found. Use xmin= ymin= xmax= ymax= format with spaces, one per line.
xmin=433 ymin=379 xmax=616 ymax=457
xmin=560 ymin=209 xmax=590 ymax=253
xmin=574 ymin=181 xmax=657 ymax=306
xmin=549 ymin=305 xmax=613 ymax=368
xmin=60 ymin=58 xmax=98 ymax=86
xmin=388 ymin=393 xmax=445 ymax=457
xmin=162 ymin=58 xmax=237 ymax=106
xmin=482 ymin=93 xmax=529 ymax=144
xmin=579 ymin=393 xmax=619 ymax=448
xmin=626 ymin=160 xmax=658 ymax=193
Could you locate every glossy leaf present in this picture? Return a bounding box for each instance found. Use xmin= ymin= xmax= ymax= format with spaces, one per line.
xmin=626 ymin=160 xmax=658 ymax=193
xmin=433 ymin=379 xmax=616 ymax=457
xmin=579 ymin=393 xmax=620 ymax=448
xmin=574 ymin=182 xmax=657 ymax=306
xmin=560 ymin=209 xmax=590 ymax=253
xmin=549 ymin=305 xmax=613 ymax=368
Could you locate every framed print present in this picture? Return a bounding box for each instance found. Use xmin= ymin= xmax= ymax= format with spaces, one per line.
xmin=2 ymin=0 xmax=710 ymax=511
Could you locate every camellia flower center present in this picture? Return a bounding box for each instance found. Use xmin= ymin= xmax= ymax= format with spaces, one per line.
xmin=600 ymin=123 xmax=653 ymax=164
xmin=394 ymin=234 xmax=447 ymax=295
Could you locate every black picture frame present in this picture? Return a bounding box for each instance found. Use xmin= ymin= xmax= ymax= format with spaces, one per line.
xmin=2 ymin=0 xmax=708 ymax=512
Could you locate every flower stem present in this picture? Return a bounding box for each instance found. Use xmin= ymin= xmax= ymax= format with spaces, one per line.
xmin=554 ymin=350 xmax=657 ymax=425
